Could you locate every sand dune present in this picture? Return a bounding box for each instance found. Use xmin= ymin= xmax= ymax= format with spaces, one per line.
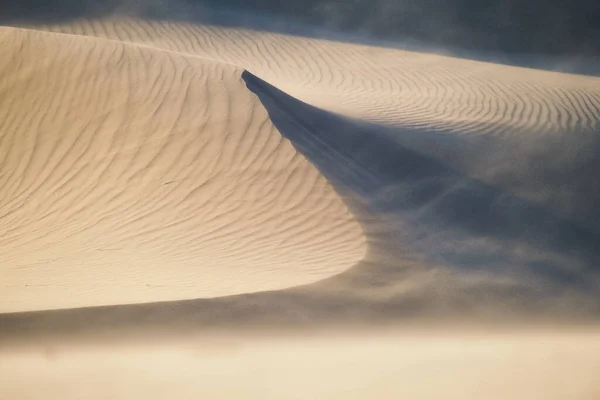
xmin=33 ymin=20 xmax=600 ymax=227
xmin=40 ymin=19 xmax=600 ymax=134
xmin=244 ymin=69 xmax=600 ymax=286
xmin=0 ymin=15 xmax=599 ymax=316
xmin=0 ymin=25 xmax=365 ymax=312
xmin=1 ymin=10 xmax=600 ymax=400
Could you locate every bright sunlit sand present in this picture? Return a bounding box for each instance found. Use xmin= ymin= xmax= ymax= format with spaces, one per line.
xmin=2 ymin=17 xmax=599 ymax=311
xmin=1 ymin=7 xmax=599 ymax=399
xmin=0 ymin=25 xmax=366 ymax=312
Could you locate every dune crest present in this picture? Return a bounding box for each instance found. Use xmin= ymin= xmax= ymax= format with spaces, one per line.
xmin=1 ymin=16 xmax=599 ymax=317
xmin=37 ymin=18 xmax=600 ymax=135
xmin=0 ymin=26 xmax=365 ymax=313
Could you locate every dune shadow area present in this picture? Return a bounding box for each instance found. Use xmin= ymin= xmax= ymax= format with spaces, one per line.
xmin=1 ymin=70 xmax=599 ymax=345
xmin=242 ymin=71 xmax=600 ymax=286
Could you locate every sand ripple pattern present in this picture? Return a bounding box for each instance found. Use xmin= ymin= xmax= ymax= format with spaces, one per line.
xmin=0 ymin=27 xmax=365 ymax=312
xmin=42 ymin=18 xmax=600 ymax=136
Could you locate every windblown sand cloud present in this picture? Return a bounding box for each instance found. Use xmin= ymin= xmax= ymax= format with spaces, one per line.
xmin=0 ymin=13 xmax=598 ymax=322
xmin=2 ymin=330 xmax=600 ymax=400
xmin=39 ymin=18 xmax=600 ymax=131
xmin=1 ymin=6 xmax=600 ymax=399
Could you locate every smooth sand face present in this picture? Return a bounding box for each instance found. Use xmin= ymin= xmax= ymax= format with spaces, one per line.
xmin=0 ymin=26 xmax=365 ymax=312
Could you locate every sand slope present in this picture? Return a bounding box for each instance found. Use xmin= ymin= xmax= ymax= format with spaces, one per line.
xmin=1 ymin=17 xmax=599 ymax=315
xmin=1 ymin=14 xmax=600 ymax=400
xmin=37 ymin=20 xmax=600 ymax=228
xmin=0 ymin=26 xmax=365 ymax=312
xmin=42 ymin=18 xmax=600 ymax=134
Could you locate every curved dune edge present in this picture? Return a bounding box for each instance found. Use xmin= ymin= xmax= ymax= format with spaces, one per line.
xmin=25 ymin=18 xmax=600 ymax=229
xmin=0 ymin=26 xmax=366 ymax=313
xmin=1 ymin=18 xmax=599 ymax=316
xmin=35 ymin=18 xmax=600 ymax=136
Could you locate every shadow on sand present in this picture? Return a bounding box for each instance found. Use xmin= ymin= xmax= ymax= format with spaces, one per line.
xmin=242 ymin=71 xmax=600 ymax=286
xmin=1 ymin=70 xmax=599 ymax=345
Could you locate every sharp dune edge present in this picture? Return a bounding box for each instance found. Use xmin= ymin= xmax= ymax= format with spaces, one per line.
xmin=1 ymin=18 xmax=598 ymax=314
xmin=0 ymin=25 xmax=365 ymax=312
xmin=1 ymin=15 xmax=600 ymax=400
xmin=38 ymin=18 xmax=600 ymax=133
xmin=33 ymin=19 xmax=600 ymax=230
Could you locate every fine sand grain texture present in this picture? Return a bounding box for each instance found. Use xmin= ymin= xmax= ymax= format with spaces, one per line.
xmin=0 ymin=26 xmax=365 ymax=312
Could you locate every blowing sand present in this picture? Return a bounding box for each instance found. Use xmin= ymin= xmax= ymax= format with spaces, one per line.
xmin=2 ymin=329 xmax=600 ymax=400
xmin=2 ymin=18 xmax=598 ymax=312
xmin=1 ymin=11 xmax=600 ymax=400
xmin=41 ymin=18 xmax=600 ymax=134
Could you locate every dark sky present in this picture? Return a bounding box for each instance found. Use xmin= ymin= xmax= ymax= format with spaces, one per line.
xmin=1 ymin=0 xmax=599 ymax=58
xmin=191 ymin=0 xmax=600 ymax=55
